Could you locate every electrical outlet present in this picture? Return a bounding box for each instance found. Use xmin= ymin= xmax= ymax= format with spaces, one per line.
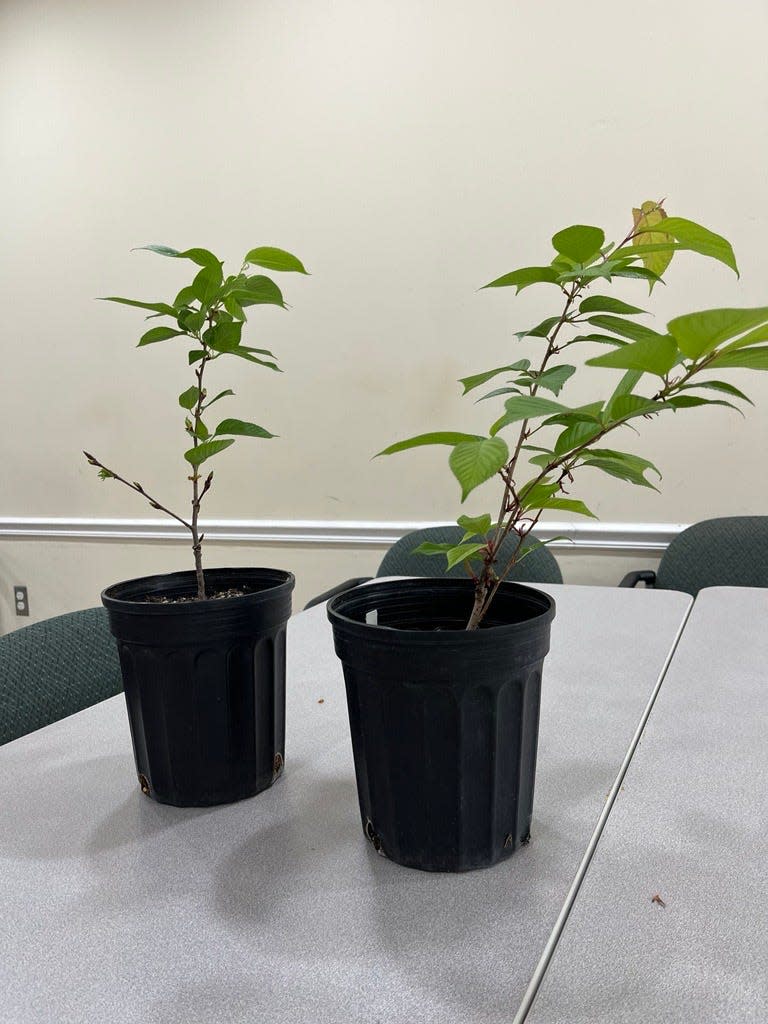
xmin=14 ymin=585 xmax=29 ymax=617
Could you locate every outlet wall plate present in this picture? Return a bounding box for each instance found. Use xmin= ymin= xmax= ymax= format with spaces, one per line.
xmin=14 ymin=585 xmax=29 ymax=617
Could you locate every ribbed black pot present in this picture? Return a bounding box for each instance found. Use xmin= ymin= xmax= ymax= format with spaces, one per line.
xmin=102 ymin=567 xmax=294 ymax=807
xmin=327 ymin=578 xmax=555 ymax=872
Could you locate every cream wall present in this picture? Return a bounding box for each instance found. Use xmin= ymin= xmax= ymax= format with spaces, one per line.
xmin=1 ymin=0 xmax=767 ymax=629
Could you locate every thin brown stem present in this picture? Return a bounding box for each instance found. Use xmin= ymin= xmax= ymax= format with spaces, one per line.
xmin=188 ymin=320 xmax=214 ymax=600
xmin=470 ymin=285 xmax=580 ymax=628
xmin=478 ymin=511 xmax=543 ymax=622
xmin=83 ymin=452 xmax=193 ymax=532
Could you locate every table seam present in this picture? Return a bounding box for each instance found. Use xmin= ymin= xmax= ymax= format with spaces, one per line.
xmin=510 ymin=596 xmax=694 ymax=1024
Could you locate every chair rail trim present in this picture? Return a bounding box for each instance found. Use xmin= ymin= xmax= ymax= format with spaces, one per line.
xmin=0 ymin=517 xmax=685 ymax=553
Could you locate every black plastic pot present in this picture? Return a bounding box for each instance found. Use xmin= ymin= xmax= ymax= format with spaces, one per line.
xmin=327 ymin=577 xmax=555 ymax=872
xmin=102 ymin=567 xmax=294 ymax=807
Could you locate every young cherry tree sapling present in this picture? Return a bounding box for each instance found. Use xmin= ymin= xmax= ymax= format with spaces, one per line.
xmin=85 ymin=244 xmax=307 ymax=600
xmin=379 ymin=201 xmax=768 ymax=629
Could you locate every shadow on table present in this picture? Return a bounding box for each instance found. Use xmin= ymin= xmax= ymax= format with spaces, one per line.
xmin=0 ymin=749 xmax=215 ymax=861
xmin=212 ymin=769 xmax=576 ymax=1024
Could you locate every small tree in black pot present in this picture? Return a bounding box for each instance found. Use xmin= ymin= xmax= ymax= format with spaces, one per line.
xmin=91 ymin=243 xmax=307 ymax=807
xmin=328 ymin=202 xmax=767 ymax=871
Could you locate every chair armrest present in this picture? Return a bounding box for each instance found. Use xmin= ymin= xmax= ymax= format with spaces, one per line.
xmin=303 ymin=577 xmax=373 ymax=610
xmin=619 ymin=569 xmax=657 ymax=589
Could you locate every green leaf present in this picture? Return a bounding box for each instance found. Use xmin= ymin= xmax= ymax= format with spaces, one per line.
xmin=174 ymin=285 xmax=198 ymax=307
xmin=481 ymin=266 xmax=559 ymax=292
xmin=244 ymin=246 xmax=308 ymax=274
xmin=557 ymin=262 xmax=621 ymax=283
xmin=518 ymin=479 xmax=559 ymax=509
xmin=612 ymin=242 xmax=683 ymax=260
xmin=178 ymin=386 xmax=199 ymax=410
xmin=585 ymin=315 xmax=666 ymax=344
xmin=215 ymin=418 xmax=275 ymax=439
xmin=138 ymin=326 xmax=186 ymax=346
xmin=136 ymin=244 xmax=179 ymax=257
xmin=630 ymin=202 xmax=674 ymax=284
xmin=489 ymin=395 xmax=568 ymax=436
xmin=194 ymin=420 xmax=210 ymax=441
xmin=377 ymin=432 xmax=483 ymax=457
xmin=554 ymin=421 xmax=602 ymax=456
xmin=707 ymin=346 xmax=768 ymax=370
xmin=136 ymin=245 xmax=222 ymax=269
xmin=206 ymin=321 xmax=243 ymax=353
xmin=449 ymin=437 xmax=509 ymax=501
xmin=232 ymin=275 xmax=286 ymax=308
xmin=578 ymin=295 xmax=646 ymax=315
xmin=457 ymin=513 xmax=492 ymax=537
xmin=244 ymin=346 xmax=276 ymax=357
xmin=581 ymin=458 xmax=658 ymax=489
xmin=515 ymin=317 xmax=560 ymax=339
xmin=666 ymin=307 xmax=768 ymax=359
xmin=459 ymin=361 xmax=530 ymax=395
xmin=534 ymin=364 xmax=576 ymax=396
xmin=608 ymin=394 xmax=666 ymax=420
xmin=188 ymin=350 xmax=206 ymax=365
xmin=223 ymin=294 xmax=247 ymax=321
xmin=681 ymin=380 xmax=753 ymax=405
xmin=445 ymin=543 xmax=486 ymax=570
xmin=551 ymin=224 xmax=605 ymax=263
xmin=718 ymin=324 xmax=768 ymax=356
xmin=610 ymin=265 xmax=665 ymax=286
xmin=584 ymin=448 xmax=661 ymax=478
xmin=655 ymin=217 xmax=738 ymax=275
xmin=475 ymin=386 xmax=521 ymax=403
xmin=527 ymin=451 xmax=555 ymax=468
xmin=610 ymin=370 xmax=643 ymax=402
xmin=565 ymin=333 xmax=628 ymax=348
xmin=586 ymin=335 xmax=678 ymax=376
xmin=203 ymin=389 xmax=235 ymax=409
xmin=175 ymin=247 xmax=221 ymax=268
xmin=665 ymin=395 xmax=739 ymax=413
xmin=99 ymin=296 xmax=178 ymax=317
xmin=581 ymin=449 xmax=661 ymax=490
xmin=178 ymin=308 xmax=206 ymax=333
xmin=542 ymin=402 xmax=603 ymax=428
xmin=226 ymin=347 xmax=280 ymax=370
xmin=413 ymin=542 xmax=455 ymax=556
xmin=535 ymin=497 xmax=597 ymax=518
xmin=190 ymin=264 xmax=223 ymax=305
xmin=184 ymin=438 xmax=235 ymax=467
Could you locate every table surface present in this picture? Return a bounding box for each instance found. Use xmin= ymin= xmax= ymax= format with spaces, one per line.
xmin=0 ymin=583 xmax=692 ymax=1024
xmin=526 ymin=587 xmax=768 ymax=1024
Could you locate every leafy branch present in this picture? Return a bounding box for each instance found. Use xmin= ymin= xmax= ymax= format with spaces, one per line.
xmin=86 ymin=244 xmax=307 ymax=599
xmin=378 ymin=201 xmax=767 ymax=629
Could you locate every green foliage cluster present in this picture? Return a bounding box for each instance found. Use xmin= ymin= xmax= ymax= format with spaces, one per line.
xmin=379 ymin=201 xmax=767 ymax=627
xmin=85 ymin=244 xmax=307 ymax=598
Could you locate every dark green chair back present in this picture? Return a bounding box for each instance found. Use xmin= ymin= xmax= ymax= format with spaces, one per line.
xmin=0 ymin=607 xmax=122 ymax=746
xmin=656 ymin=516 xmax=768 ymax=597
xmin=377 ymin=526 xmax=562 ymax=584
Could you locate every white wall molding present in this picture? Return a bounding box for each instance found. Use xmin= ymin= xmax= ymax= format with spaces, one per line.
xmin=0 ymin=517 xmax=685 ymax=554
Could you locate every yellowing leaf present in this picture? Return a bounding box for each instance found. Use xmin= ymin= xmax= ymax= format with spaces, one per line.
xmin=632 ymin=200 xmax=674 ymax=284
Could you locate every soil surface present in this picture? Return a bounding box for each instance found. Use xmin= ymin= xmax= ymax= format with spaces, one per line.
xmin=145 ymin=587 xmax=252 ymax=604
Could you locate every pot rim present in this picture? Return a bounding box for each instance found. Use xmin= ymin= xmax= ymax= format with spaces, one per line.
xmin=327 ymin=576 xmax=555 ymax=644
xmin=102 ymin=566 xmax=295 ymax=614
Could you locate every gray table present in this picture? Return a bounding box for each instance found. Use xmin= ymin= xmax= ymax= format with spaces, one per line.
xmin=525 ymin=587 xmax=768 ymax=1024
xmin=0 ymin=583 xmax=691 ymax=1024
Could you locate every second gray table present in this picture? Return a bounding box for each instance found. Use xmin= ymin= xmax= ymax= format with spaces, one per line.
xmin=526 ymin=586 xmax=768 ymax=1024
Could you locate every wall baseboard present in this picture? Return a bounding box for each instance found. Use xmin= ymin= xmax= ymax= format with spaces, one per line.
xmin=0 ymin=517 xmax=685 ymax=554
